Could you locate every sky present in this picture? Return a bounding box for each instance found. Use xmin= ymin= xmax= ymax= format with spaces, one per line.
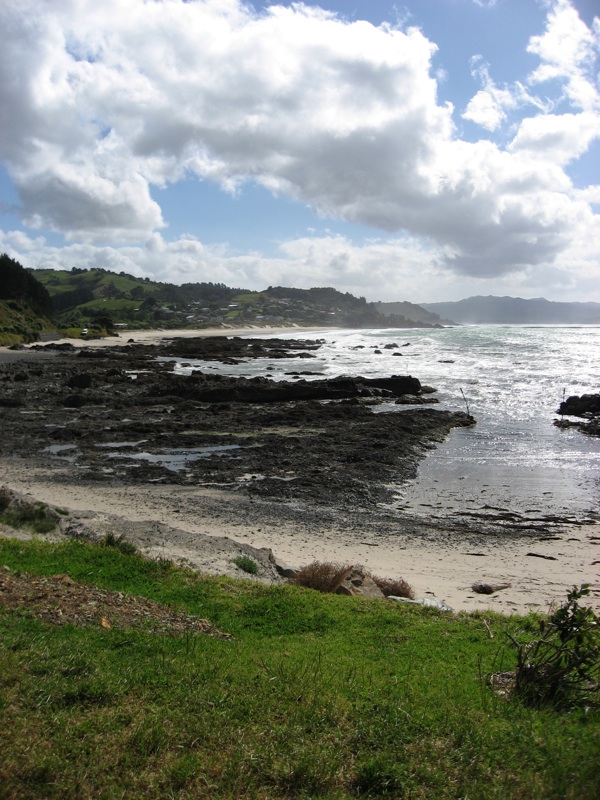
xmin=0 ymin=0 xmax=599 ymax=303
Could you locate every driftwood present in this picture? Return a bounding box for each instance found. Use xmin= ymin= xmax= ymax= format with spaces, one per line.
xmin=471 ymin=582 xmax=511 ymax=595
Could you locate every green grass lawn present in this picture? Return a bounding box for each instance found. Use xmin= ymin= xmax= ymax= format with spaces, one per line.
xmin=0 ymin=537 xmax=598 ymax=799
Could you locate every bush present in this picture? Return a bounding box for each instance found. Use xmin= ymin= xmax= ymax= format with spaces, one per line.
xmin=0 ymin=488 xmax=11 ymax=514
xmin=372 ymin=575 xmax=415 ymax=600
xmin=232 ymin=555 xmax=259 ymax=575
xmin=290 ymin=561 xmax=352 ymax=593
xmin=506 ymin=585 xmax=600 ymax=709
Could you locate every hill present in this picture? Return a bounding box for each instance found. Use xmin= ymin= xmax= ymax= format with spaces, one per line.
xmin=373 ymin=300 xmax=452 ymax=326
xmin=421 ymin=295 xmax=600 ymax=324
xmin=0 ymin=254 xmax=55 ymax=344
xmin=32 ymin=267 xmax=443 ymax=332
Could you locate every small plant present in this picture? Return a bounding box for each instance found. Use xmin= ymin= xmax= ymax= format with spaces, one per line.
xmin=232 ymin=555 xmax=258 ymax=575
xmin=460 ymin=387 xmax=471 ymax=417
xmin=101 ymin=532 xmax=138 ymax=556
xmin=505 ymin=585 xmax=600 ymax=708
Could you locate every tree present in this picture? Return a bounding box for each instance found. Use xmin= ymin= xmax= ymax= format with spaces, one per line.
xmin=0 ymin=253 xmax=53 ymax=316
xmin=90 ymin=310 xmax=115 ymax=334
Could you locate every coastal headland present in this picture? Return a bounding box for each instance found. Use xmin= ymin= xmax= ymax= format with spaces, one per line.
xmin=1 ymin=328 xmax=598 ymax=614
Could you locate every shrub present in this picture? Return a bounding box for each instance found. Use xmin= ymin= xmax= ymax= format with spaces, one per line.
xmin=0 ymin=487 xmax=11 ymax=514
xmin=372 ymin=576 xmax=415 ymax=600
xmin=290 ymin=561 xmax=352 ymax=593
xmin=232 ymin=555 xmax=259 ymax=575
xmin=506 ymin=585 xmax=600 ymax=709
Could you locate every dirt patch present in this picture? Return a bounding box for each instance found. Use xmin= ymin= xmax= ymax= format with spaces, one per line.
xmin=0 ymin=566 xmax=231 ymax=638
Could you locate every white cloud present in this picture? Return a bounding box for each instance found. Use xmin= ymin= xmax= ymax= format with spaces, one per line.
xmin=527 ymin=0 xmax=600 ymax=112
xmin=0 ymin=227 xmax=449 ymax=299
xmin=0 ymin=0 xmax=598 ymax=288
xmin=2 ymin=226 xmax=599 ymax=303
xmin=509 ymin=112 xmax=600 ymax=163
xmin=574 ymin=184 xmax=600 ymax=205
xmin=462 ymin=89 xmax=509 ymax=132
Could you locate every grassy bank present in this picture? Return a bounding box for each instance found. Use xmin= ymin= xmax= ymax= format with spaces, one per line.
xmin=0 ymin=537 xmax=598 ymax=799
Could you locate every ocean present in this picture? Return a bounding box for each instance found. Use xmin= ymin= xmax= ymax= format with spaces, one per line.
xmin=172 ymin=325 xmax=600 ymax=527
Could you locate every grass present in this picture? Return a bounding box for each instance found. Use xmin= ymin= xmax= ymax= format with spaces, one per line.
xmin=0 ymin=299 xmax=55 ymax=345
xmin=0 ymin=536 xmax=599 ymax=799
xmin=232 ymin=555 xmax=259 ymax=574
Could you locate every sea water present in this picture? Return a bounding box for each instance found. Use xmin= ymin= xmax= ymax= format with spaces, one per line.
xmin=171 ymin=325 xmax=600 ymax=525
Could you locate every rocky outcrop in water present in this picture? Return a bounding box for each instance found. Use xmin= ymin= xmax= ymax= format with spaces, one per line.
xmin=558 ymin=393 xmax=600 ymax=416
xmin=555 ymin=393 xmax=600 ymax=437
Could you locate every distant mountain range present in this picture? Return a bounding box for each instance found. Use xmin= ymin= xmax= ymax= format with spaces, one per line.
xmin=418 ymin=296 xmax=600 ymax=325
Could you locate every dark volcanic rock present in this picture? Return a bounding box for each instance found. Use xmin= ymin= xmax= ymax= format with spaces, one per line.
xmin=145 ymin=372 xmax=423 ymax=404
xmin=556 ymin=393 xmax=600 ymax=437
xmin=160 ymin=335 xmax=323 ymax=361
xmin=67 ymin=372 xmax=93 ymax=389
xmin=558 ymin=393 xmax=600 ymax=417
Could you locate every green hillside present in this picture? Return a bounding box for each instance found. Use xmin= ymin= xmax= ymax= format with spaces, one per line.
xmin=33 ymin=267 xmax=443 ymax=332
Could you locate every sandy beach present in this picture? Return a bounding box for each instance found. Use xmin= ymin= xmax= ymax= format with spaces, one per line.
xmin=0 ymin=326 xmax=326 ymax=363
xmin=2 ymin=328 xmax=599 ymax=616
xmin=2 ymin=458 xmax=598 ymax=616
xmin=51 ymin=326 xmax=328 ymax=348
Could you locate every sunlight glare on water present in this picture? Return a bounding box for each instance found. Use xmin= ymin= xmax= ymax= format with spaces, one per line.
xmin=172 ymin=325 xmax=600 ymax=522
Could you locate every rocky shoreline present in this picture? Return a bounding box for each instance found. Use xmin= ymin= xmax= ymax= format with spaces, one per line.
xmin=1 ymin=336 xmax=474 ymax=510
xmin=1 ymin=333 xmax=598 ymax=614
